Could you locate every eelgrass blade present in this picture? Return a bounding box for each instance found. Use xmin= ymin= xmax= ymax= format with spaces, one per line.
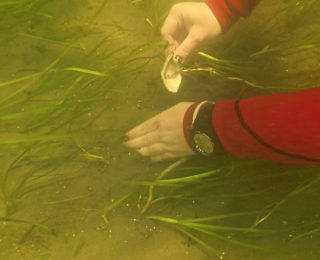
xmin=35 ymin=194 xmax=87 ymax=205
xmin=19 ymin=224 xmax=37 ymax=244
xmin=0 ymin=216 xmax=48 ymax=229
xmin=150 ymin=194 xmax=191 ymax=205
xmin=0 ymin=133 xmax=82 ymax=144
xmin=0 ymin=216 xmax=30 ymax=223
xmin=140 ymin=158 xmax=187 ymax=214
xmin=252 ymin=174 xmax=320 ymax=228
xmin=158 ymin=169 xmax=220 ymax=184
xmin=176 ymin=227 xmax=222 ymax=257
xmin=76 ymin=142 xmax=105 ymax=161
xmin=251 ymin=41 xmax=320 ymax=57
xmin=181 ymin=222 xmax=277 ymax=234
xmin=19 ymin=173 xmax=83 ymax=200
xmin=32 ymin=254 xmax=51 ymax=260
xmin=63 ymin=67 xmax=108 ymax=77
xmin=148 ymin=215 xmax=179 ymax=224
xmin=148 ymin=215 xmax=276 ymax=252
xmin=197 ymin=51 xmax=239 ymax=65
xmin=86 ymin=0 xmax=109 ymax=29
xmin=56 ymin=75 xmax=84 ymax=104
xmin=43 ymin=43 xmax=74 ymax=72
xmin=0 ymin=43 xmax=73 ymax=88
xmin=73 ymin=238 xmax=86 ymax=258
xmin=17 ymin=178 xmax=68 ymax=199
xmin=0 ymin=85 xmax=28 ymax=106
xmin=1 ymin=149 xmax=28 ymax=202
xmin=0 ymin=129 xmax=120 ymax=144
xmin=127 ymin=41 xmax=167 ymax=59
xmin=187 ymin=52 xmax=264 ymax=88
xmin=0 ymin=2 xmax=18 ymax=7
xmin=0 ymin=72 xmax=41 ymax=88
xmin=124 ymin=181 xmax=181 ymax=187
xmin=22 ymin=107 xmax=85 ymax=133
xmin=0 ymin=97 xmax=108 ymax=120
xmin=291 ymin=228 xmax=320 ymax=242
xmin=215 ymin=190 xmax=267 ymax=198
xmin=191 ymin=226 xmax=264 ymax=250
xmin=18 ymin=32 xmax=84 ymax=50
xmin=19 ymin=216 xmax=52 ymax=244
xmin=103 ymin=191 xmax=137 ymax=216
xmin=83 ymin=34 xmax=114 ymax=58
xmin=12 ymin=150 xmax=79 ymax=199
xmin=183 ymin=211 xmax=263 ymax=223
xmin=148 ymin=216 xmax=277 ymax=233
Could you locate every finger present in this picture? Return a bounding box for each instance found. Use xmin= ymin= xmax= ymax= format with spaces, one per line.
xmin=124 ymin=131 xmax=160 ymax=149
xmin=126 ymin=117 xmax=160 ymax=139
xmin=174 ymin=31 xmax=201 ymax=62
xmin=161 ymin=14 xmax=180 ymax=45
xmin=137 ymin=143 xmax=167 ymax=157
xmin=151 ymin=152 xmax=178 ymax=162
xmin=163 ymin=34 xmax=179 ymax=48
xmin=165 ymin=45 xmax=176 ymax=57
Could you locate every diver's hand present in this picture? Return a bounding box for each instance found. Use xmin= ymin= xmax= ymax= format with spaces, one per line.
xmin=124 ymin=102 xmax=195 ymax=162
xmin=161 ymin=2 xmax=222 ymax=63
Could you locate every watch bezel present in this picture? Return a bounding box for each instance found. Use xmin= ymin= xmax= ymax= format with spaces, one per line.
xmin=191 ymin=131 xmax=214 ymax=156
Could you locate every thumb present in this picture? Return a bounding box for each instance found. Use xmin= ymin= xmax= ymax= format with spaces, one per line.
xmin=174 ymin=32 xmax=201 ymax=62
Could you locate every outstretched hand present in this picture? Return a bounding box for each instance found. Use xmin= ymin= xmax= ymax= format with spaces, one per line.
xmin=124 ymin=102 xmax=195 ymax=162
xmin=161 ymin=2 xmax=222 ymax=63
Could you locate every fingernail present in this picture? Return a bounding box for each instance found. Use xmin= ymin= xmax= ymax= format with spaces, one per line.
xmin=137 ymin=148 xmax=146 ymax=156
xmin=123 ymin=139 xmax=131 ymax=147
xmin=174 ymin=55 xmax=183 ymax=65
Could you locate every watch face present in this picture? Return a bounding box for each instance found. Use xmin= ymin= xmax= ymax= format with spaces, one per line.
xmin=193 ymin=132 xmax=214 ymax=156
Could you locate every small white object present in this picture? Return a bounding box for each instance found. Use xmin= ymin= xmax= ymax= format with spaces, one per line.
xmin=161 ymin=53 xmax=182 ymax=93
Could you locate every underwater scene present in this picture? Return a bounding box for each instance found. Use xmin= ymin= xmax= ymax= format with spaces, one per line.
xmin=1 ymin=0 xmax=320 ymax=259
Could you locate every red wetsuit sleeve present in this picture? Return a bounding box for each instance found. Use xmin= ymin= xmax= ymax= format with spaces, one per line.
xmin=205 ymin=0 xmax=261 ymax=31
xmin=212 ymin=87 xmax=320 ymax=165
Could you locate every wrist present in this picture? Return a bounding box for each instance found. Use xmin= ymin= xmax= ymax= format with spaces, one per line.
xmin=183 ymin=101 xmax=223 ymax=156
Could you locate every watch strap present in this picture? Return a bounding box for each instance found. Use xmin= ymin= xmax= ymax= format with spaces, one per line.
xmin=192 ymin=102 xmax=223 ymax=155
xmin=183 ymin=101 xmax=223 ymax=156
xmin=183 ymin=102 xmax=199 ymax=153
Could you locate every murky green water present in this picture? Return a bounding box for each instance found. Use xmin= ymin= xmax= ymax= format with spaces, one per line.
xmin=1 ymin=0 xmax=320 ymax=259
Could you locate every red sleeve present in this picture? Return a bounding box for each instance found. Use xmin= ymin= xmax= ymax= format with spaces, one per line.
xmin=205 ymin=0 xmax=261 ymax=31
xmin=212 ymin=87 xmax=320 ymax=165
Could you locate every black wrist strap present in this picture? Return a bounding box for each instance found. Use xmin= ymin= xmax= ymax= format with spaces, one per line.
xmin=192 ymin=104 xmax=224 ymax=154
